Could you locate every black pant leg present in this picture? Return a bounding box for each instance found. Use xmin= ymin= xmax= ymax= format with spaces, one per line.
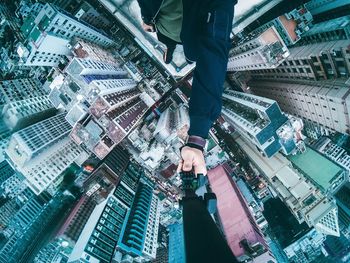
xmin=157 ymin=31 xmax=178 ymax=53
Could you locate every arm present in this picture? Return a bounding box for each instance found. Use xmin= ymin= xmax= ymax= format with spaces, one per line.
xmin=181 ymin=2 xmax=235 ymax=174
xmin=188 ymin=6 xmax=234 ymax=139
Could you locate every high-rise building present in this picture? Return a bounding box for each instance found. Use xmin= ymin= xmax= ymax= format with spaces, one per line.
xmin=305 ymin=0 xmax=350 ymax=16
xmin=283 ymin=228 xmax=326 ymax=263
xmin=222 ymin=90 xmax=304 ymax=157
xmin=65 ymin=57 xmax=125 ymax=81
xmin=295 ymin=15 xmax=350 ymax=46
xmin=0 ymin=132 xmax=10 ymax=163
xmin=207 ymin=165 xmax=276 ymax=262
xmin=227 ymin=26 xmax=290 ymax=71
xmin=153 ymin=105 xmax=189 ymax=144
xmin=56 ymin=195 xmax=97 ymax=245
xmin=6 ymin=113 xmax=71 ymax=166
xmin=11 ymin=190 xmax=50 ymax=231
xmin=335 ymin=185 xmax=350 ymax=227
xmin=49 ymin=58 xmax=128 ymax=119
xmin=118 ymin=180 xmax=160 ymax=260
xmin=0 ymin=78 xmax=56 ymax=131
xmin=250 ymin=5 xmax=313 ymax=47
xmin=168 ymin=223 xmax=185 ymax=263
xmin=0 ymin=173 xmax=27 ymax=198
xmin=0 ymin=78 xmax=46 ymax=110
xmin=0 ymin=161 xmax=15 ymax=186
xmin=236 ymin=179 xmax=268 ymax=230
xmin=82 ymin=145 xmax=130 ymax=198
xmin=249 ymin=80 xmax=350 ymax=137
xmin=0 ymin=191 xmax=74 ymax=263
xmin=249 ymin=14 xmax=350 ymax=82
xmin=73 ymin=2 xmax=111 ymax=30
xmin=17 ymin=3 xmax=114 ymax=67
xmin=151 ymin=224 xmax=168 ymax=263
xmin=228 ymin=6 xmax=313 ymax=72
xmin=287 ymin=145 xmax=347 ymax=193
xmin=0 ymin=198 xmax=20 ymax=231
xmin=68 ymin=163 xmax=161 ymax=262
xmin=49 ymin=55 xmax=151 ymax=159
xmin=68 ymin=38 xmax=119 ymax=64
xmin=2 ymin=96 xmax=56 ymax=131
xmin=34 ymin=238 xmax=72 ymax=263
xmin=17 ymin=2 xmax=45 ymax=19
xmin=6 ymin=113 xmax=88 ymax=195
xmin=235 ymin=135 xmax=342 ymax=237
xmin=250 ymin=40 xmax=350 ymax=81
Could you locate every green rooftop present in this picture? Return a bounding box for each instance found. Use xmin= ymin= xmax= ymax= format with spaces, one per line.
xmin=21 ymin=16 xmax=36 ymax=37
xmin=288 ymin=146 xmax=344 ymax=192
xmin=218 ymin=151 xmax=226 ymax=159
xmin=29 ymin=27 xmax=42 ymax=42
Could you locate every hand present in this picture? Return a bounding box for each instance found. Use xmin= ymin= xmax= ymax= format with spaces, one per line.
xmin=142 ymin=22 xmax=155 ymax=32
xmin=178 ymin=146 xmax=207 ymax=176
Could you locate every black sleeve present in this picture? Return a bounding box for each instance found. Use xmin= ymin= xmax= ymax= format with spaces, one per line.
xmin=136 ymin=0 xmax=163 ymax=25
xmin=188 ymin=2 xmax=235 ymax=139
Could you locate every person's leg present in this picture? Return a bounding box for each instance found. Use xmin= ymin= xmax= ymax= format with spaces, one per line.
xmin=181 ymin=0 xmax=206 ymax=64
xmin=157 ymin=31 xmax=178 ymax=64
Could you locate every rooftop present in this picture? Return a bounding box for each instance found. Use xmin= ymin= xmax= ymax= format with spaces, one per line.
xmin=207 ymin=165 xmax=268 ymax=258
xmin=288 ymin=146 xmax=344 ymax=192
xmin=278 ymin=15 xmax=298 ymax=42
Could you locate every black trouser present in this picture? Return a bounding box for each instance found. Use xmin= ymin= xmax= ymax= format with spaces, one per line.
xmin=157 ymin=31 xmax=181 ymax=56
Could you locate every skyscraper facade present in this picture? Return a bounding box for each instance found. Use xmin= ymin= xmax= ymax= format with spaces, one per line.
xmin=73 ymin=2 xmax=111 ymax=30
xmin=222 ymin=90 xmax=304 ymax=157
xmin=245 ymin=12 xmax=350 ymax=139
xmin=249 ymin=80 xmax=350 ymax=138
xmin=228 ymin=5 xmax=313 ymax=72
xmin=0 ymin=77 xmax=56 ymax=132
xmin=228 ymin=26 xmax=290 ymax=72
xmin=0 ymin=78 xmax=46 ymax=109
xmin=68 ymin=163 xmax=161 ymax=262
xmin=18 ymin=3 xmax=114 ymax=67
xmin=6 ymin=113 xmax=87 ymax=194
xmin=305 ymin=0 xmax=350 ymax=16
xmin=251 ymin=6 xmax=313 ymax=47
xmin=0 ymin=160 xmax=15 ymax=186
xmin=153 ymin=105 xmax=189 ymax=144
xmin=168 ymin=223 xmax=185 ymax=263
xmin=68 ymin=38 xmax=119 ymax=64
xmin=49 ymin=55 xmax=151 ymax=159
xmin=250 ymin=40 xmax=350 ymax=81
xmin=56 ymin=195 xmax=97 ymax=245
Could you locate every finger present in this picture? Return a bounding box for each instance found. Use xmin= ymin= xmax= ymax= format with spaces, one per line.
xmin=177 ymin=160 xmax=183 ymax=173
xmin=182 ymin=158 xmax=193 ymax=172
